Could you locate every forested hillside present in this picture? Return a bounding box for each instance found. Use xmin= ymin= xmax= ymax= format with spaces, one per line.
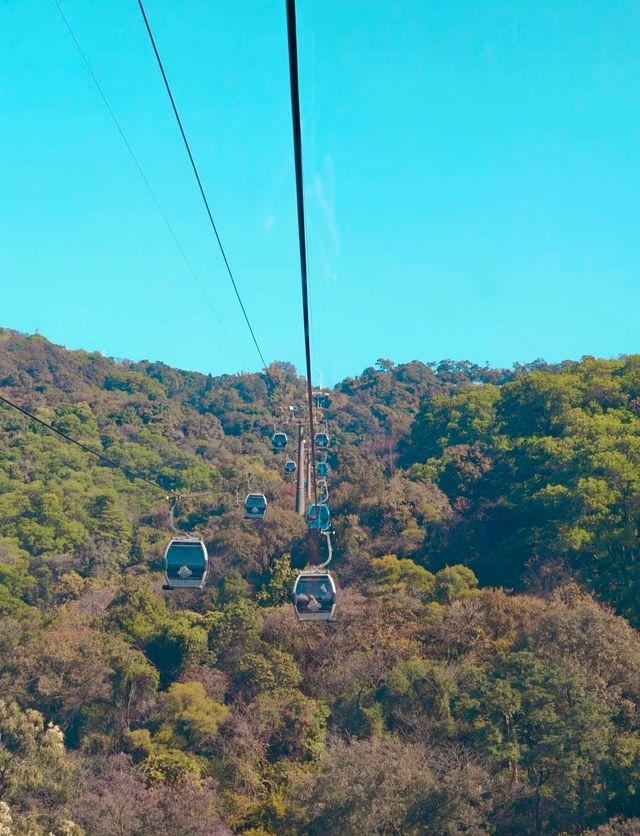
xmin=2 ymin=327 xmax=640 ymax=834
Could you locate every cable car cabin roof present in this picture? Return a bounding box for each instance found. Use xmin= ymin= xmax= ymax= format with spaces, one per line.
xmin=284 ymin=460 xmax=297 ymax=473
xmin=293 ymin=571 xmax=336 ymax=621
xmin=272 ymin=432 xmax=288 ymax=448
xmin=244 ymin=492 xmax=267 ymax=518
xmin=314 ymin=432 xmax=330 ymax=447
xmin=307 ymin=503 xmax=331 ymax=531
xmin=163 ymin=539 xmax=208 ymax=589
xmin=316 ymin=462 xmax=330 ymax=477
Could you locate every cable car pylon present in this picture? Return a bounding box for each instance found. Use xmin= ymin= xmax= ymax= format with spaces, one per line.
xmin=286 ymin=0 xmax=338 ymax=622
xmin=295 ymin=413 xmax=306 ymax=515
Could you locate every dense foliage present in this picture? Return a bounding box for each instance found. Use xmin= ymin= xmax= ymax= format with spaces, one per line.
xmin=1 ymin=328 xmax=640 ymax=833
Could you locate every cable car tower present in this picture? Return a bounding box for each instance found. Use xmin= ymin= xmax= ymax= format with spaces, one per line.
xmin=285 ymin=0 xmax=338 ymax=622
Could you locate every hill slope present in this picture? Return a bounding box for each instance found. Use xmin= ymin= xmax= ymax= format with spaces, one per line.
xmin=1 ymin=328 xmax=640 ymax=834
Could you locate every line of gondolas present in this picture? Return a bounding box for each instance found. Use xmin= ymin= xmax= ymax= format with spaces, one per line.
xmin=1 ymin=0 xmax=338 ymax=624
xmin=148 ymin=0 xmax=339 ymax=622
xmin=163 ymin=0 xmax=338 ymax=621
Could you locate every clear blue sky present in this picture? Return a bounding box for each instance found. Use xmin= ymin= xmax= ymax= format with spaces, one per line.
xmin=2 ymin=0 xmax=639 ymax=384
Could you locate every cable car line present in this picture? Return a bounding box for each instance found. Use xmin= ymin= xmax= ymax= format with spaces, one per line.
xmin=15 ymin=2 xmax=338 ymax=612
xmin=52 ymin=0 xmax=246 ymax=368
xmin=0 ymin=392 xmax=172 ymax=495
xmin=136 ymin=0 xmax=268 ymax=372
xmin=285 ymin=0 xmax=339 ymax=622
xmin=286 ymin=0 xmax=319 ymax=511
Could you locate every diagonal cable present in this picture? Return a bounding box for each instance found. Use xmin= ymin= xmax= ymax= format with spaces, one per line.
xmin=0 ymin=392 xmax=172 ymax=494
xmin=52 ymin=0 xmax=247 ymax=368
xmin=136 ymin=0 xmax=268 ymax=371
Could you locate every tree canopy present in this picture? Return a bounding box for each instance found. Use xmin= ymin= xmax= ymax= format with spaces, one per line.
xmin=1 ymin=328 xmax=640 ymax=833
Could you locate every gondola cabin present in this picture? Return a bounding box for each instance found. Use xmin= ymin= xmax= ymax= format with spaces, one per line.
xmin=272 ymin=432 xmax=288 ymax=452
xmin=244 ymin=492 xmax=267 ymax=520
xmin=293 ymin=571 xmax=336 ymax=621
xmin=317 ymin=479 xmax=329 ymax=502
xmin=316 ymin=461 xmax=330 ymax=478
xmin=163 ymin=538 xmax=208 ymax=590
xmin=314 ymin=432 xmax=330 ymax=449
xmin=284 ymin=460 xmax=297 ymax=474
xmin=307 ymin=503 xmax=331 ymax=531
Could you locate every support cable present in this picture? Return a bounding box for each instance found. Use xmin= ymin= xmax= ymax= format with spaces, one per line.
xmin=52 ymin=0 xmax=246 ymax=368
xmin=286 ymin=0 xmax=318 ymax=510
xmin=136 ymin=0 xmax=268 ymax=371
xmin=0 ymin=393 xmax=172 ymax=495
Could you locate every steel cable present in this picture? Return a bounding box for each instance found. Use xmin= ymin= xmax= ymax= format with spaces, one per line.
xmin=0 ymin=393 xmax=172 ymax=494
xmin=52 ymin=0 xmax=247 ymax=368
xmin=136 ymin=0 xmax=268 ymax=371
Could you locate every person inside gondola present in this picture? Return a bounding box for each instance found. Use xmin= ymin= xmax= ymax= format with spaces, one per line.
xmin=295 ymin=577 xmax=333 ymax=612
